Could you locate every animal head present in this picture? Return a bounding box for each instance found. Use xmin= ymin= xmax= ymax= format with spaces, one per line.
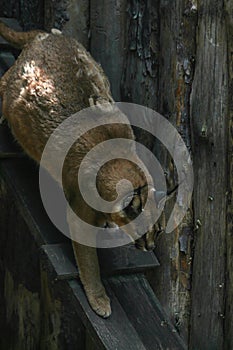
xmin=96 ymin=158 xmax=167 ymax=251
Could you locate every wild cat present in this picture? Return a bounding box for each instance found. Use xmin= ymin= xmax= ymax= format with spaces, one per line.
xmin=0 ymin=21 xmax=162 ymax=317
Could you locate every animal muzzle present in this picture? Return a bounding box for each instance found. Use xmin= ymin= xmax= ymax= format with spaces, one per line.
xmin=134 ymin=223 xmax=163 ymax=251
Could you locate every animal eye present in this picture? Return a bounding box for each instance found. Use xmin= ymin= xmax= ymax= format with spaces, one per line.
xmin=122 ymin=195 xmax=142 ymax=220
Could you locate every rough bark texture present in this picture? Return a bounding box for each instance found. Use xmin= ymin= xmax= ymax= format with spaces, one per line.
xmin=121 ymin=0 xmax=159 ymax=110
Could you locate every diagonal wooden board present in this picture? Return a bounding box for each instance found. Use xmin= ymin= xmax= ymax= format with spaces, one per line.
xmin=67 ymin=275 xmax=187 ymax=350
xmin=41 ymin=243 xmax=159 ymax=279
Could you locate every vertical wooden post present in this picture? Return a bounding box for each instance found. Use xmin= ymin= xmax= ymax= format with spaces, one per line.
xmin=120 ymin=0 xmax=159 ymax=110
xmin=148 ymin=0 xmax=196 ymax=341
xmin=19 ymin=0 xmax=44 ymax=29
xmin=189 ymin=1 xmax=228 ymax=349
xmin=90 ymin=0 xmax=127 ymax=101
xmin=224 ymin=1 xmax=233 ymax=349
xmin=62 ymin=0 xmax=90 ymax=48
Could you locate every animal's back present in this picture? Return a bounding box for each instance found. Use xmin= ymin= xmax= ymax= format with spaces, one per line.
xmin=0 ymin=31 xmax=115 ymax=162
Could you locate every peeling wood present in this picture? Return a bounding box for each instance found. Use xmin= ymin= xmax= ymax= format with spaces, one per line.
xmin=121 ymin=0 xmax=159 ymax=109
xmin=147 ymin=0 xmax=197 ymax=342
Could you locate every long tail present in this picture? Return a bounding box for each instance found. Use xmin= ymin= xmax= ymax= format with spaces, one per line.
xmin=0 ymin=21 xmax=44 ymax=49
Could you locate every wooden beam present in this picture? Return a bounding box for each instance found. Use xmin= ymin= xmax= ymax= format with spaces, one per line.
xmin=68 ymin=275 xmax=187 ymax=350
xmin=41 ymin=243 xmax=159 ymax=280
xmin=223 ymin=1 xmax=233 ymax=349
xmin=189 ymin=1 xmax=228 ymax=348
xmin=149 ymin=0 xmax=197 ymax=341
xmin=90 ymin=0 xmax=127 ymax=100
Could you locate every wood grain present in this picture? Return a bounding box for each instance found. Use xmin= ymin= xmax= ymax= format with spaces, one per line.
xmin=189 ymin=1 xmax=228 ymax=349
xmin=147 ymin=0 xmax=197 ymax=341
xmin=224 ymin=1 xmax=233 ymax=349
xmin=90 ymin=0 xmax=127 ymax=100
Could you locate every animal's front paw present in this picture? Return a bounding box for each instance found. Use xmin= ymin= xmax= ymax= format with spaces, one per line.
xmin=87 ymin=289 xmax=111 ymax=318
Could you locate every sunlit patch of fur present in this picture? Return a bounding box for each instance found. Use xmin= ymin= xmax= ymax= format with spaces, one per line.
xmin=20 ymin=61 xmax=58 ymax=103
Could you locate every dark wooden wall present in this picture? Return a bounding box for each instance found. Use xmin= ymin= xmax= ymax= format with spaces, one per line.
xmin=0 ymin=0 xmax=232 ymax=348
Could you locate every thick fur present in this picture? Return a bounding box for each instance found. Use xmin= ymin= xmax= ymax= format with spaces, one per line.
xmin=0 ymin=22 xmax=159 ymax=317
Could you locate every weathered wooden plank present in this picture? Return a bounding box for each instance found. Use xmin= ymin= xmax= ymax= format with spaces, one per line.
xmin=120 ymin=0 xmax=160 ymax=150
xmin=69 ymin=274 xmax=186 ymax=350
xmin=108 ymin=275 xmax=187 ymax=350
xmin=147 ymin=0 xmax=197 ymax=341
xmin=223 ymin=1 xmax=233 ymax=349
xmin=68 ymin=279 xmax=147 ymax=350
xmin=189 ymin=1 xmax=228 ymax=349
xmin=44 ymin=0 xmax=70 ymax=31
xmin=62 ymin=0 xmax=90 ymax=48
xmin=0 ymin=125 xmax=68 ymax=245
xmin=44 ymin=0 xmax=89 ymax=48
xmin=90 ymin=0 xmax=127 ymax=100
xmin=41 ymin=243 xmax=159 ymax=280
xmin=0 ymin=176 xmax=86 ymax=349
xmin=0 ymin=0 xmax=19 ymax=18
xmin=98 ymin=245 xmax=159 ymax=275
xmin=19 ymin=0 xmax=44 ymax=29
xmin=121 ymin=0 xmax=159 ymax=110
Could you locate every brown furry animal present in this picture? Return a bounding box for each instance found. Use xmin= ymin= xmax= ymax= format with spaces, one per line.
xmin=0 ymin=21 xmax=161 ymax=318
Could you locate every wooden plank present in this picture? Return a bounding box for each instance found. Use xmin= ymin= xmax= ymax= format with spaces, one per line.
xmin=0 ymin=2 xmax=19 ymax=19
xmin=0 ymin=125 xmax=68 ymax=245
xmin=44 ymin=0 xmax=90 ymax=48
xmin=90 ymin=0 xmax=127 ymax=100
xmin=98 ymin=246 xmax=159 ymax=275
xmin=41 ymin=243 xmax=159 ymax=280
xmin=189 ymin=1 xmax=228 ymax=349
xmin=121 ymin=0 xmax=159 ymax=110
xmin=19 ymin=0 xmax=44 ymax=30
xmin=41 ymin=244 xmax=78 ymax=280
xmin=120 ymin=0 xmax=160 ymax=151
xmin=148 ymin=0 xmax=196 ymax=341
xmin=68 ymin=279 xmax=147 ymax=350
xmin=225 ymin=1 xmax=233 ymax=348
xmin=62 ymin=0 xmax=89 ymax=48
xmin=108 ymin=275 xmax=187 ymax=350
